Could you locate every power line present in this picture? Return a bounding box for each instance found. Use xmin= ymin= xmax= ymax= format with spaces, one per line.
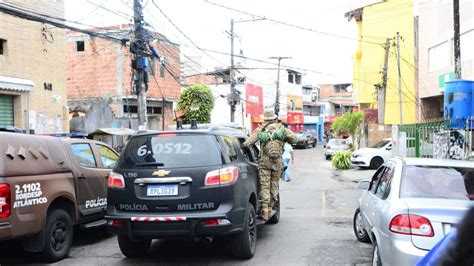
xmin=0 ymin=4 xmax=126 ymax=43
xmin=203 ymin=0 xmax=383 ymax=46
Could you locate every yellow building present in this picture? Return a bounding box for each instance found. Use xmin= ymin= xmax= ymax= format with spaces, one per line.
xmin=348 ymin=0 xmax=417 ymax=125
xmin=0 ymin=1 xmax=68 ymax=133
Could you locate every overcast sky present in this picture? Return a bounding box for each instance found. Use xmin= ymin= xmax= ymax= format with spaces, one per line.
xmin=65 ymin=0 xmax=379 ymax=85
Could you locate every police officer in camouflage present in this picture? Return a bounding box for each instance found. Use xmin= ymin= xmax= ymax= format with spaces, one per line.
xmin=243 ymin=109 xmax=298 ymax=221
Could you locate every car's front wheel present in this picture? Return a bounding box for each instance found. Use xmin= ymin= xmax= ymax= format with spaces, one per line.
xmin=370 ymin=157 xmax=384 ymax=169
xmin=231 ymin=203 xmax=257 ymax=259
xmin=353 ymin=208 xmax=370 ymax=243
xmin=118 ymin=235 xmax=151 ymax=258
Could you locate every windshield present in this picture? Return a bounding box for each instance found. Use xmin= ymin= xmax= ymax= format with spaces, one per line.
xmin=371 ymin=140 xmax=390 ymax=148
xmin=119 ymin=134 xmax=222 ymax=168
xmin=400 ymin=166 xmax=474 ymax=200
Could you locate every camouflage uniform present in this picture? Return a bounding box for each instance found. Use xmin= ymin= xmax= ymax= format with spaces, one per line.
xmin=243 ymin=122 xmax=298 ymax=221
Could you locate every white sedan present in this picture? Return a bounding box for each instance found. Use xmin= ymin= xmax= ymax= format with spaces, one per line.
xmin=351 ymin=139 xmax=392 ymax=169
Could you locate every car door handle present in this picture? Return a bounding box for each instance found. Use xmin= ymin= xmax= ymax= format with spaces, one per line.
xmin=78 ymin=174 xmax=86 ymax=180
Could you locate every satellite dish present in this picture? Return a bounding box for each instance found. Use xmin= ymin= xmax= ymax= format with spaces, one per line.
xmin=346 ymin=85 xmax=353 ymax=93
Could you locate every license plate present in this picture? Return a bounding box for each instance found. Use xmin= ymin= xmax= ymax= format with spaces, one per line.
xmin=147 ymin=184 xmax=178 ymax=196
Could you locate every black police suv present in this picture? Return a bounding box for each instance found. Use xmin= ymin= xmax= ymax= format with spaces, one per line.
xmin=106 ymin=127 xmax=280 ymax=259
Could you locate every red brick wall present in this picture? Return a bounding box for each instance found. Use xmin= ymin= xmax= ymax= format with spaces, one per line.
xmin=66 ymin=30 xmax=180 ymax=101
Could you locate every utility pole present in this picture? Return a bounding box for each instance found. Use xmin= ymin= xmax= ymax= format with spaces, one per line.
xmin=269 ymin=56 xmax=291 ymax=117
xmin=132 ymin=0 xmax=148 ymax=130
xmin=377 ymin=38 xmax=392 ymax=124
xmin=453 ymin=0 xmax=462 ymax=79
xmin=396 ymin=32 xmax=403 ymax=125
xmin=228 ymin=18 xmax=265 ymax=123
xmin=229 ymin=19 xmax=238 ymax=123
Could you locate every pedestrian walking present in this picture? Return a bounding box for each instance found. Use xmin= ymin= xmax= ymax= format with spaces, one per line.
xmin=282 ymin=143 xmax=294 ymax=182
xmin=243 ymin=109 xmax=298 ymax=221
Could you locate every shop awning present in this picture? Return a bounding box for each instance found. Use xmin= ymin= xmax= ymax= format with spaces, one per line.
xmin=329 ymin=99 xmax=357 ymax=106
xmin=0 ymin=76 xmax=35 ymax=92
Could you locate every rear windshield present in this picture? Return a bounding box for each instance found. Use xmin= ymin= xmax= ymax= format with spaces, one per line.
xmin=119 ymin=134 xmax=222 ymax=168
xmin=328 ymin=139 xmax=345 ymax=146
xmin=400 ymin=166 xmax=474 ymax=200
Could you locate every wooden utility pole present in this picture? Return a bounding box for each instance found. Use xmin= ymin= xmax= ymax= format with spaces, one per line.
xmin=377 ymin=38 xmax=391 ymax=124
xmin=133 ymin=0 xmax=148 ymax=130
xmin=396 ymin=32 xmax=403 ymax=125
xmin=269 ymin=56 xmax=291 ymax=117
xmin=453 ymin=0 xmax=462 ymax=79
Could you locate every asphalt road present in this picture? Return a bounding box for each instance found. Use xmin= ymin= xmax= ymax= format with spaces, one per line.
xmin=0 ymin=146 xmax=374 ymax=265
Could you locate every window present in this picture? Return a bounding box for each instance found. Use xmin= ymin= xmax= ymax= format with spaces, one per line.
xmin=220 ymin=136 xmax=238 ymax=162
xmin=334 ymin=83 xmax=351 ymax=93
xmin=0 ymin=95 xmax=14 ymax=128
xmin=76 ymin=41 xmax=85 ymax=52
xmin=0 ymin=39 xmax=6 ymax=55
xmin=369 ymin=166 xmax=387 ymax=194
xmin=295 ymin=74 xmax=301 ymax=84
xmin=429 ymin=41 xmax=450 ymax=72
xmin=97 ymin=145 xmax=119 ymax=169
xmin=71 ymin=143 xmax=97 ymax=168
xmin=238 ymin=138 xmax=257 ymax=163
xmin=375 ymin=163 xmax=395 ymax=199
xmin=288 ymin=73 xmax=294 ymax=83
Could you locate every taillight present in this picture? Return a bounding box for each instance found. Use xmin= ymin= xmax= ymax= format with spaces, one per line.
xmin=204 ymin=166 xmax=239 ymax=186
xmin=389 ymin=214 xmax=434 ymax=237
xmin=108 ymin=172 xmax=125 ymax=188
xmin=0 ymin=184 xmax=11 ymax=218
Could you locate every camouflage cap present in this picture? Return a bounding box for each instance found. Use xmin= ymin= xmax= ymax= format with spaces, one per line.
xmin=263 ymin=108 xmax=277 ymax=121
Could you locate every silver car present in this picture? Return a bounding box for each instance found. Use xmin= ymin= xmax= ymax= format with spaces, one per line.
xmin=353 ymin=158 xmax=474 ymax=265
xmin=324 ymin=138 xmax=351 ymax=160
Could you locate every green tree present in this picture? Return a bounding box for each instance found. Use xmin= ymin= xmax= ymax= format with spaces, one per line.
xmin=177 ymin=84 xmax=215 ymax=123
xmin=331 ymin=111 xmax=364 ymax=150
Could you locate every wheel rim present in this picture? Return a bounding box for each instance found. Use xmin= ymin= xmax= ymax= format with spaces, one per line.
xmin=372 ymin=158 xmax=382 ymax=168
xmin=50 ymin=220 xmax=67 ymax=251
xmin=372 ymin=244 xmax=379 ymax=266
xmin=248 ymin=210 xmax=256 ymax=249
xmin=355 ymin=212 xmax=365 ymax=237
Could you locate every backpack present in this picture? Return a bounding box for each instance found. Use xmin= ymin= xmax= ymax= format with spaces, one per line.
xmin=258 ymin=123 xmax=286 ymax=159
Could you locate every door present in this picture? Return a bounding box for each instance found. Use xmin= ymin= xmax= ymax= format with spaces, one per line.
xmin=362 ymin=166 xmax=387 ymax=232
xmin=70 ymin=143 xmax=108 ymax=219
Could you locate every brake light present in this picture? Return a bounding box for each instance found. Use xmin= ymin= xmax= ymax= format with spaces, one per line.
xmin=204 ymin=166 xmax=239 ymax=186
xmin=0 ymin=184 xmax=11 ymax=218
xmin=110 ymin=219 xmax=124 ymax=228
xmin=108 ymin=172 xmax=125 ymax=188
xmin=158 ymin=133 xmax=176 ymax=137
xmin=389 ymin=214 xmax=434 ymax=237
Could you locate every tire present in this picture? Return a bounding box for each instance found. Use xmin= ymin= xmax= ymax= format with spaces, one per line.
xmin=372 ymin=241 xmax=382 ymax=266
xmin=267 ymin=194 xmax=280 ymax=224
xmin=40 ymin=209 xmax=73 ymax=262
xmin=370 ymin=157 xmax=383 ymax=169
xmin=118 ymin=235 xmax=151 ymax=258
xmin=325 ymin=155 xmax=331 ymax=160
xmin=231 ymin=203 xmax=257 ymax=259
xmin=353 ymin=208 xmax=370 ymax=243
xmin=312 ymin=140 xmax=316 ymax=147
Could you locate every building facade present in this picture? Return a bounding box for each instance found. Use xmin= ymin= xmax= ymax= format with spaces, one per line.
xmin=348 ymin=0 xmax=418 ymax=125
xmin=184 ymin=67 xmax=304 ymax=132
xmin=0 ymin=0 xmax=68 ymax=133
xmin=418 ymin=0 xmax=474 ymax=119
xmin=66 ymin=25 xmax=181 ymax=132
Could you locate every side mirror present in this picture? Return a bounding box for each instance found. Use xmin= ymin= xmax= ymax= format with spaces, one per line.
xmin=357 ymin=180 xmax=370 ymax=190
xmin=386 ymin=146 xmax=392 ymax=151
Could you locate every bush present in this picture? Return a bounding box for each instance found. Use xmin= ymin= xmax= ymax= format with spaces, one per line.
xmin=331 ymin=151 xmax=352 ymax=170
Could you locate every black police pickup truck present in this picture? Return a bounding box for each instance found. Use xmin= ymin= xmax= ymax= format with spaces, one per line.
xmin=106 ymin=126 xmax=279 ymax=259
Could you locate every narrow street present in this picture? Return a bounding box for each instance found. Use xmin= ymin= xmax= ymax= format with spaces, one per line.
xmin=1 ymin=146 xmax=373 ymax=265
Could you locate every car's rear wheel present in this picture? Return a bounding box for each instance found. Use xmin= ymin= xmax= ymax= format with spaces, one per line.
xmin=370 ymin=157 xmax=383 ymax=169
xmin=325 ymin=155 xmax=331 ymax=160
xmin=312 ymin=140 xmax=316 ymax=147
xmin=267 ymin=194 xmax=280 ymax=224
xmin=353 ymin=208 xmax=370 ymax=243
xmin=372 ymin=241 xmax=382 ymax=266
xmin=40 ymin=209 xmax=73 ymax=262
xmin=231 ymin=203 xmax=257 ymax=259
xmin=118 ymin=235 xmax=151 ymax=258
